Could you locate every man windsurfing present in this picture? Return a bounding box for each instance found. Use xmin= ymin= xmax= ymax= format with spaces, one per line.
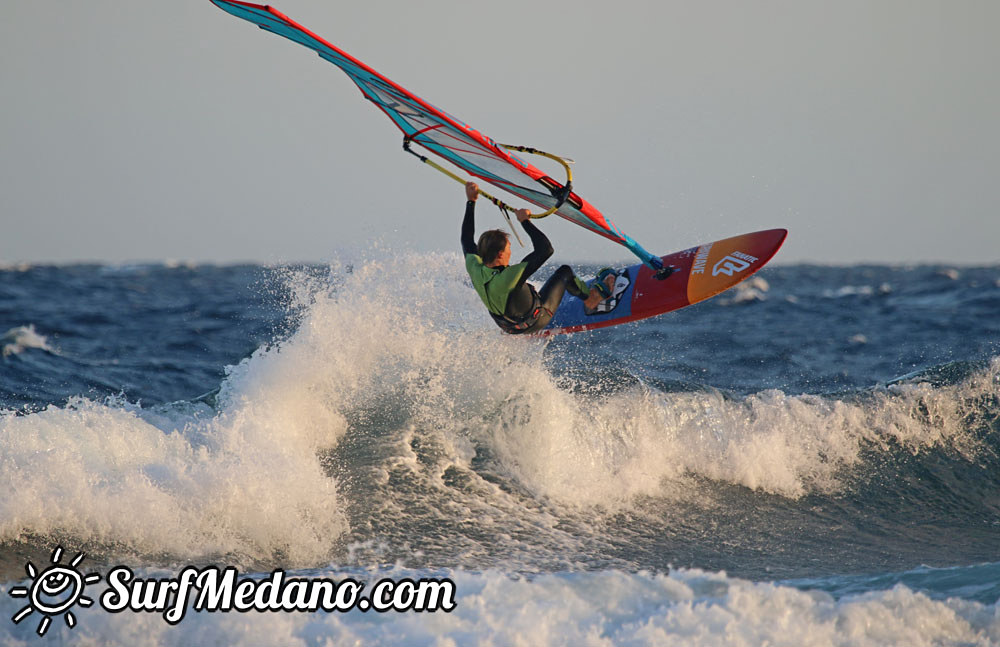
xmin=461 ymin=182 xmax=615 ymax=334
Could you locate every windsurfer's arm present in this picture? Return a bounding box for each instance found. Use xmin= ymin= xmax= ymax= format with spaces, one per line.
xmin=461 ymin=182 xmax=478 ymax=256
xmin=516 ymin=209 xmax=553 ymax=278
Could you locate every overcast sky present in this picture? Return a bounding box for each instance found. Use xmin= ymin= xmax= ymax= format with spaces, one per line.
xmin=2 ymin=0 xmax=997 ymax=265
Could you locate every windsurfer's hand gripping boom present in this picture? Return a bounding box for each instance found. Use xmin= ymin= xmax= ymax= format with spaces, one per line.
xmin=466 ymin=181 xmax=529 ymax=223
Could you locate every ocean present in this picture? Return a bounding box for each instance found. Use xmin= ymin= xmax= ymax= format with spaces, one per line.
xmin=1 ymin=255 xmax=999 ymax=645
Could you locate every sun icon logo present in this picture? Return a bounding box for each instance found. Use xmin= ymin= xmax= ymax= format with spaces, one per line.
xmin=8 ymin=546 xmax=101 ymax=636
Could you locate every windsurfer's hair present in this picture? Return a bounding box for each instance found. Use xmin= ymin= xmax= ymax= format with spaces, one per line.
xmin=477 ymin=230 xmax=509 ymax=264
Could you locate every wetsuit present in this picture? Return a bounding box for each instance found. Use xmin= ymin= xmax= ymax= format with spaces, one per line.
xmin=462 ymin=200 xmax=590 ymax=334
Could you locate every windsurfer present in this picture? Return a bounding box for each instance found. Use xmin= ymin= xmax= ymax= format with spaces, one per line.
xmin=461 ymin=181 xmax=614 ymax=334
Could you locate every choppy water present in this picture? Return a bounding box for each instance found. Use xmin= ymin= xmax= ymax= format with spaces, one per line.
xmin=1 ymin=257 xmax=999 ymax=645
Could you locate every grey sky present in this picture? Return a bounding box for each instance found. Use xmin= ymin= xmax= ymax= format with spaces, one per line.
xmin=2 ymin=0 xmax=997 ymax=265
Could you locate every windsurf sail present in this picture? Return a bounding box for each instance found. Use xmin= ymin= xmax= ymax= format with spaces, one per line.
xmin=210 ymin=0 xmax=666 ymax=272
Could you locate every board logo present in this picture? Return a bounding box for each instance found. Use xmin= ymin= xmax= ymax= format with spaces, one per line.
xmin=712 ymin=251 xmax=758 ymax=277
xmin=691 ymin=243 xmax=714 ymax=275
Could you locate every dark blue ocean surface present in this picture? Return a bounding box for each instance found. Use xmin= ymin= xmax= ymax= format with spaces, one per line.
xmin=0 ymin=264 xmax=289 ymax=408
xmin=1 ymin=258 xmax=998 ymax=644
xmin=4 ymin=263 xmax=996 ymax=405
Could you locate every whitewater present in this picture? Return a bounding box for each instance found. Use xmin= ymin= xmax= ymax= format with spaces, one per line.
xmin=1 ymin=255 xmax=998 ymax=645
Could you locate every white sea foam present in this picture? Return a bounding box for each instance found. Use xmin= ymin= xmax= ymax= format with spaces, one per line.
xmin=0 ymin=393 xmax=345 ymax=565
xmin=266 ymin=254 xmax=995 ymax=506
xmin=824 ymin=285 xmax=874 ymax=298
xmin=1 ymin=253 xmax=994 ymax=565
xmin=1 ymin=324 xmax=55 ymax=357
xmin=479 ymin=357 xmax=998 ymax=503
xmin=718 ymin=275 xmax=769 ymax=305
xmin=0 ymin=252 xmax=497 ymax=565
xmin=1 ymin=567 xmax=996 ymax=646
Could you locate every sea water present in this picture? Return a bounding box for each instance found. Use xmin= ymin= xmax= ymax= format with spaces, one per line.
xmin=1 ymin=255 xmax=998 ymax=645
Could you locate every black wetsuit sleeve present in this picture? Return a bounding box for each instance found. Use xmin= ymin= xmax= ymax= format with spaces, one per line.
xmin=461 ymin=201 xmax=477 ymax=256
xmin=501 ymin=219 xmax=554 ymax=318
xmin=516 ymin=219 xmax=554 ymax=281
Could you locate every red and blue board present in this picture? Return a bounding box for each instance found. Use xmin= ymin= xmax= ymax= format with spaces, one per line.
xmin=540 ymin=229 xmax=788 ymax=336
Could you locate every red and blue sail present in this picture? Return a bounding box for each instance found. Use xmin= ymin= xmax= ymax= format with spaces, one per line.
xmin=210 ymin=0 xmax=663 ymax=270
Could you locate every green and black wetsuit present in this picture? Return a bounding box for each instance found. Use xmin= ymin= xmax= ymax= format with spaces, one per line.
xmin=462 ymin=200 xmax=590 ymax=334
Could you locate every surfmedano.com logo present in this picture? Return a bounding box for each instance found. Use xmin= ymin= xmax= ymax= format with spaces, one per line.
xmin=8 ymin=545 xmax=456 ymax=637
